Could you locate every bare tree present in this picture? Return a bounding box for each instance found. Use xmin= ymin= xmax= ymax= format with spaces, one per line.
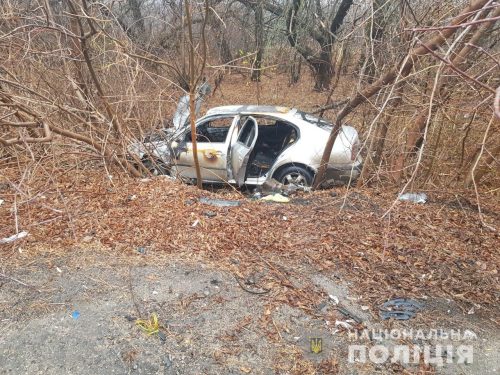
xmin=312 ymin=0 xmax=495 ymax=189
xmin=185 ymin=0 xmax=210 ymax=189
xmin=251 ymin=0 xmax=264 ymax=81
xmin=286 ymin=0 xmax=354 ymax=90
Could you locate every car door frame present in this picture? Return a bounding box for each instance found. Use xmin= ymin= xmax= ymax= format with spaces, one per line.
xmin=171 ymin=114 xmax=239 ymax=183
xmin=228 ymin=116 xmax=259 ymax=186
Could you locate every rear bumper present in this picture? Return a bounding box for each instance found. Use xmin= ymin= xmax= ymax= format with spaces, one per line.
xmin=323 ymin=164 xmax=362 ymax=186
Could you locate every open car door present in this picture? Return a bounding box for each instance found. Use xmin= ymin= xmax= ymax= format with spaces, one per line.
xmin=230 ymin=116 xmax=258 ymax=186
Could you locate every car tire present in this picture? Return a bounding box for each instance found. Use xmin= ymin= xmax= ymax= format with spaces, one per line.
xmin=274 ymin=165 xmax=314 ymax=187
xmin=141 ymin=157 xmax=168 ymax=175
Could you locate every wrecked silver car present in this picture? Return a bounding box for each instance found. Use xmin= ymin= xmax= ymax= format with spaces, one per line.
xmin=131 ymin=104 xmax=362 ymax=187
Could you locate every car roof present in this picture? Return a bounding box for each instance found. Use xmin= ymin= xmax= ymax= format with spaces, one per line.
xmin=205 ymin=105 xmax=296 ymax=117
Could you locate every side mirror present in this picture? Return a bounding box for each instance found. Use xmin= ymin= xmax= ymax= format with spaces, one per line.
xmin=171 ymin=140 xmax=188 ymax=159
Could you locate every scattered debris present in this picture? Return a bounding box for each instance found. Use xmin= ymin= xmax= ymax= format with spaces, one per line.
xmin=250 ymin=192 xmax=262 ymax=200
xmin=203 ymin=210 xmax=217 ymax=218
xmin=163 ymin=355 xmax=172 ymax=367
xmin=82 ymin=235 xmax=93 ymax=243
xmin=260 ymin=193 xmax=290 ymax=203
xmin=235 ymin=275 xmax=270 ymax=295
xmin=260 ymin=178 xmax=311 ymax=196
xmin=137 ymin=246 xmax=147 ymax=254
xmin=191 ymin=219 xmax=200 ymax=227
xmin=71 ymin=311 xmax=80 ymax=320
xmin=335 ymin=305 xmax=363 ymax=324
xmin=328 ymin=295 xmax=339 ymax=305
xmin=398 ymin=192 xmax=428 ymax=204
xmin=158 ymin=331 xmax=167 ymax=342
xmin=0 ymin=199 xmax=3 ymax=206
xmin=379 ymin=298 xmax=423 ymax=320
xmin=335 ymin=320 xmax=354 ymax=330
xmin=0 ymin=230 xmax=28 ymax=244
xmin=199 ymin=197 xmax=241 ymax=207
xmin=136 ymin=313 xmax=160 ymax=335
xmin=124 ymin=315 xmax=136 ymax=322
xmin=292 ymin=198 xmax=311 ymax=205
xmin=316 ymin=301 xmax=328 ymax=313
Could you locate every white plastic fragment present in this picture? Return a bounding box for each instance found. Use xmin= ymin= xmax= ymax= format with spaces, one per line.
xmin=0 ymin=231 xmax=28 ymax=244
xmin=398 ymin=192 xmax=428 ymax=204
xmin=329 ymin=295 xmax=339 ymax=305
xmin=0 ymin=199 xmax=4 ymax=206
xmin=191 ymin=219 xmax=200 ymax=227
xmin=335 ymin=320 xmax=353 ymax=330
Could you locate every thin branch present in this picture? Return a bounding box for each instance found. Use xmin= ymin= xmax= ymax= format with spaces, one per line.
xmin=420 ymin=42 xmax=496 ymax=94
xmin=409 ymin=14 xmax=500 ymax=31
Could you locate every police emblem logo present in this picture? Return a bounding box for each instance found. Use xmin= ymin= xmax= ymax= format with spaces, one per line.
xmin=310 ymin=337 xmax=323 ymax=354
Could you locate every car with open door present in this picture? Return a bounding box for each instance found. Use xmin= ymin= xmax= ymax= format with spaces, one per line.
xmin=130 ymin=105 xmax=362 ymax=188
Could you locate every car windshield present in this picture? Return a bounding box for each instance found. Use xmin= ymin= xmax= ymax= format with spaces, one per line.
xmin=295 ymin=111 xmax=333 ymax=130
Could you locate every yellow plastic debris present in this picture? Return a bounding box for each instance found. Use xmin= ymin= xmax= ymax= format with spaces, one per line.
xmin=260 ymin=193 xmax=290 ymax=203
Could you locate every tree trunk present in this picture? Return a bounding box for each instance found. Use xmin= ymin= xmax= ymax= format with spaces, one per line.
xmin=251 ymin=1 xmax=264 ymax=81
xmin=184 ymin=0 xmax=205 ymax=188
xmin=464 ymin=144 xmax=500 ymax=187
xmin=311 ymin=50 xmax=333 ymax=91
xmin=210 ymin=12 xmax=232 ymax=64
xmin=128 ymin=0 xmax=145 ymax=38
xmin=285 ymin=0 xmax=352 ymax=91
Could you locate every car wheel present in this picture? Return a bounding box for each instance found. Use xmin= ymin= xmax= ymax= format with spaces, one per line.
xmin=142 ymin=157 xmax=168 ymax=175
xmin=274 ymin=166 xmax=313 ymax=187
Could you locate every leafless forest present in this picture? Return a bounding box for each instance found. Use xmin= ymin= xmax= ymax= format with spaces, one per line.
xmin=1 ymin=0 xmax=498 ymax=190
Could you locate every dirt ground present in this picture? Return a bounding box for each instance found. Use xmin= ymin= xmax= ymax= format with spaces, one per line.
xmin=0 ymin=248 xmax=498 ymax=374
xmin=0 ymin=174 xmax=499 ymax=374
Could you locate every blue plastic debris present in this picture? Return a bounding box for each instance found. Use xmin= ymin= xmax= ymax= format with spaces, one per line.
xmin=72 ymin=310 xmax=80 ymax=320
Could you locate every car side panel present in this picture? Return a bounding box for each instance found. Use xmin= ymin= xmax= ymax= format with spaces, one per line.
xmin=171 ymin=116 xmax=238 ymax=182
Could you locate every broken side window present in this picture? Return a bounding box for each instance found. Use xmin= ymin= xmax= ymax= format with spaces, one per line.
xmin=295 ymin=111 xmax=333 ymax=130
